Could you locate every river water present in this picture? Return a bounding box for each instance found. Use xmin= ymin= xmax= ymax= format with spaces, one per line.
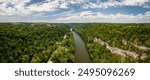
xmin=72 ymin=31 xmax=91 ymax=63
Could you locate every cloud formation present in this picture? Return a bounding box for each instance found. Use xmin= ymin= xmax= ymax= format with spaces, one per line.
xmin=56 ymin=11 xmax=150 ymax=23
xmin=82 ymin=0 xmax=150 ymax=9
xmin=0 ymin=0 xmax=150 ymax=23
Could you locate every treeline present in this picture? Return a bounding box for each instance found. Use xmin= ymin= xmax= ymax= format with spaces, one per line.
xmin=0 ymin=23 xmax=74 ymax=63
xmin=75 ymin=23 xmax=150 ymax=62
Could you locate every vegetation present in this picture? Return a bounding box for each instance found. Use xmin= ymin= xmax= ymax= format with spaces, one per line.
xmin=51 ymin=33 xmax=74 ymax=63
xmin=75 ymin=23 xmax=150 ymax=63
xmin=0 ymin=23 xmax=149 ymax=63
xmin=0 ymin=23 xmax=74 ymax=63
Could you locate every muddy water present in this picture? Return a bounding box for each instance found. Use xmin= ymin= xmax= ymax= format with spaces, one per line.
xmin=72 ymin=31 xmax=91 ymax=63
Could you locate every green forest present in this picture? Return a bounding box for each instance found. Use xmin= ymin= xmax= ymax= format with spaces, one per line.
xmin=74 ymin=23 xmax=150 ymax=63
xmin=0 ymin=23 xmax=150 ymax=63
xmin=0 ymin=23 xmax=74 ymax=63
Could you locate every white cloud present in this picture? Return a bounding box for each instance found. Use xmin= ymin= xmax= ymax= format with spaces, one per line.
xmin=0 ymin=0 xmax=70 ymax=16
xmin=57 ymin=11 xmax=94 ymax=20
xmin=58 ymin=1 xmax=69 ymax=9
xmin=122 ymin=0 xmax=149 ymax=6
xmin=0 ymin=0 xmax=30 ymax=15
xmin=27 ymin=1 xmax=58 ymax=12
xmin=0 ymin=0 xmax=150 ymax=23
xmin=56 ymin=11 xmax=150 ymax=23
xmin=143 ymin=5 xmax=150 ymax=9
xmin=0 ymin=0 xmax=150 ymax=16
xmin=82 ymin=0 xmax=150 ymax=9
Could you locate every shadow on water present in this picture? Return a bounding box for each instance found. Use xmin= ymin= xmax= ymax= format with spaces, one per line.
xmin=72 ymin=31 xmax=91 ymax=63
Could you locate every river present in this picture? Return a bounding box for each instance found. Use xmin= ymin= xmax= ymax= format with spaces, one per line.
xmin=72 ymin=31 xmax=91 ymax=63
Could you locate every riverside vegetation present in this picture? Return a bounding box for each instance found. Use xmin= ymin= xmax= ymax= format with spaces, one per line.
xmin=74 ymin=23 xmax=150 ymax=63
xmin=0 ymin=23 xmax=149 ymax=63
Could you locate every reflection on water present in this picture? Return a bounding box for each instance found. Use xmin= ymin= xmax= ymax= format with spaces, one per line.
xmin=72 ymin=31 xmax=91 ymax=63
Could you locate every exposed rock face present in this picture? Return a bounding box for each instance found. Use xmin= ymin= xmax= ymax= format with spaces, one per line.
xmin=140 ymin=54 xmax=148 ymax=60
xmin=133 ymin=44 xmax=150 ymax=51
xmin=122 ymin=39 xmax=150 ymax=51
xmin=47 ymin=58 xmax=53 ymax=63
xmin=94 ymin=37 xmax=139 ymax=59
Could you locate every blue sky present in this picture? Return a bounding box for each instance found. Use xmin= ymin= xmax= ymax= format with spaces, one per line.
xmin=0 ymin=0 xmax=150 ymax=23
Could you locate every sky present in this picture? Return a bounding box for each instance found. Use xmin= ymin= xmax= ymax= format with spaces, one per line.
xmin=0 ymin=0 xmax=150 ymax=23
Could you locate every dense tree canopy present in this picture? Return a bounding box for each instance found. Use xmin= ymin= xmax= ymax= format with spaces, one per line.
xmin=75 ymin=23 xmax=150 ymax=63
xmin=0 ymin=23 xmax=149 ymax=63
xmin=0 ymin=23 xmax=74 ymax=63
